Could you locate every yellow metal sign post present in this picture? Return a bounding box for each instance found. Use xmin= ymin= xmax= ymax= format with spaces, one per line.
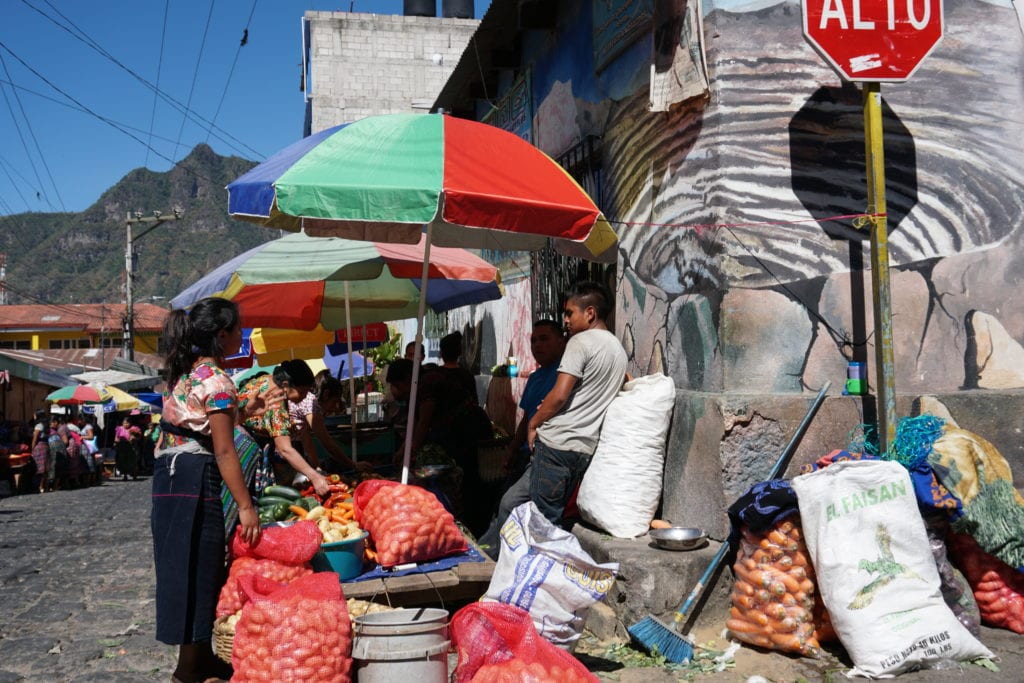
xmin=862 ymin=83 xmax=897 ymax=453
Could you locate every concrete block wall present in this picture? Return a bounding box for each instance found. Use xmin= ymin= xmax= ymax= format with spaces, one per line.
xmin=305 ymin=11 xmax=479 ymax=131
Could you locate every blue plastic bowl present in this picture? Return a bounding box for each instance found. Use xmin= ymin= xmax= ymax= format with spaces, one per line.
xmin=310 ymin=531 xmax=368 ymax=580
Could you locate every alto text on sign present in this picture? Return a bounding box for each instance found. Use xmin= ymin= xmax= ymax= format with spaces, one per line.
xmin=802 ymin=0 xmax=943 ymax=81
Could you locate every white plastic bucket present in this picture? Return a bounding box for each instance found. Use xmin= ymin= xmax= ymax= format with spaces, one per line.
xmin=351 ymin=608 xmax=450 ymax=683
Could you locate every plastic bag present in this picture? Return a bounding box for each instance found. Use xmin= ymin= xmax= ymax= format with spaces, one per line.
xmin=485 ymin=502 xmax=618 ymax=649
xmin=576 ymin=374 xmax=676 ymax=538
xmin=925 ymin=521 xmax=981 ymax=636
xmin=947 ymin=531 xmax=1024 ymax=633
xmin=452 ymin=602 xmax=597 ymax=683
xmin=230 ymin=519 xmax=322 ymax=564
xmin=792 ymin=460 xmax=992 ymax=676
xmin=215 ymin=556 xmax=313 ymax=617
xmin=726 ymin=516 xmax=835 ymax=656
xmin=353 ymin=479 xmax=399 ymax=524
xmin=232 ymin=572 xmax=352 ymax=683
xmin=357 ymin=481 xmax=466 ymax=567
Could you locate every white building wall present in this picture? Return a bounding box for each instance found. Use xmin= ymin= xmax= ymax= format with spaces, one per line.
xmin=305 ymin=11 xmax=479 ymax=131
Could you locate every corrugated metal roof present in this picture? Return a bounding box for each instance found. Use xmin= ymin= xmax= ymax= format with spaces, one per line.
xmin=0 ymin=303 xmax=168 ymax=333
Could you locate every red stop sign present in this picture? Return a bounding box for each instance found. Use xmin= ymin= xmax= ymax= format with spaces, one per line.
xmin=802 ymin=0 xmax=944 ymax=82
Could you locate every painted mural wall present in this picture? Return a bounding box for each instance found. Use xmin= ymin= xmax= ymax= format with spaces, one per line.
xmin=512 ymin=0 xmax=1024 ymax=397
xmin=408 ymin=0 xmax=1024 ymax=523
xmin=451 ymin=0 xmax=1024 ymax=527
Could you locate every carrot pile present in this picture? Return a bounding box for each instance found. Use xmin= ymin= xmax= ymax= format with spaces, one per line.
xmin=726 ymin=517 xmax=835 ymax=656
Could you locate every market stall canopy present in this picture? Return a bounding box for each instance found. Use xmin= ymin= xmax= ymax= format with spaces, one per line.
xmin=227 ymin=113 xmax=617 ymax=263
xmin=170 ymin=231 xmax=503 ymax=331
xmin=46 ymin=384 xmax=155 ymax=412
xmin=71 ymin=369 xmax=160 ymax=393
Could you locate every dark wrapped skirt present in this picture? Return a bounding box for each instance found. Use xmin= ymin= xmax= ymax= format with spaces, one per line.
xmin=151 ymin=449 xmax=225 ymax=645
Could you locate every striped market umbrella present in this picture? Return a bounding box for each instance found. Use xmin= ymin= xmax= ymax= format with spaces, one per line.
xmin=170 ymin=231 xmax=503 ymax=331
xmin=224 ymin=112 xmax=617 ymax=482
xmin=227 ymin=113 xmax=617 ymax=262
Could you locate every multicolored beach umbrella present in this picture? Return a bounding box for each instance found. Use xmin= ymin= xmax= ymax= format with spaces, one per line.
xmin=170 ymin=231 xmax=503 ymax=331
xmin=227 ymin=113 xmax=617 ymax=262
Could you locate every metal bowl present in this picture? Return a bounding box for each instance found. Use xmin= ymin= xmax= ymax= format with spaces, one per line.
xmin=649 ymin=527 xmax=708 ymax=551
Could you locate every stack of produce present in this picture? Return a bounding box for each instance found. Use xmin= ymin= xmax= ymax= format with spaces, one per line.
xmin=232 ymin=573 xmax=352 ymax=683
xmin=218 ymin=521 xmax=323 ymax=617
xmin=257 ymin=485 xmax=321 ymax=524
xmin=354 ymin=480 xmax=467 ymax=567
xmin=726 ymin=517 xmax=835 ymax=656
xmin=947 ymin=531 xmax=1024 ymax=633
xmin=451 ymin=602 xmax=597 ymax=683
xmin=217 ymin=556 xmax=313 ymax=617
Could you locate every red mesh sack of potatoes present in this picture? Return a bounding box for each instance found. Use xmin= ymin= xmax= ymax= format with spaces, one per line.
xmin=452 ymin=602 xmax=596 ymax=683
xmin=215 ymin=556 xmax=314 ymax=617
xmin=353 ymin=479 xmax=399 ymax=523
xmin=356 ymin=481 xmax=467 ymax=567
xmin=230 ymin=520 xmax=322 ymax=564
xmin=947 ymin=531 xmax=1024 ymax=633
xmin=232 ymin=572 xmax=352 ymax=683
xmin=726 ymin=516 xmax=836 ymax=656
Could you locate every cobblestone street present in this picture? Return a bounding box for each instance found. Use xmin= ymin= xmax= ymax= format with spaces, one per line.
xmin=0 ymin=479 xmax=176 ymax=683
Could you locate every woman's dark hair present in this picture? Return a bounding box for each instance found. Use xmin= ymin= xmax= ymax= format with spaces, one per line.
xmin=564 ymin=281 xmax=613 ymax=320
xmin=273 ymin=359 xmax=315 ymax=388
xmin=35 ymin=409 xmax=47 ymax=422
xmin=162 ymin=297 xmax=240 ymax=382
xmin=386 ymin=358 xmax=414 ymax=384
xmin=315 ymin=375 xmax=344 ymax=402
xmin=439 ymin=331 xmax=462 ymax=363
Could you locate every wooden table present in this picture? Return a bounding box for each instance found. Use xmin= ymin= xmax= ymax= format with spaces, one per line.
xmin=341 ymin=535 xmax=495 ymax=607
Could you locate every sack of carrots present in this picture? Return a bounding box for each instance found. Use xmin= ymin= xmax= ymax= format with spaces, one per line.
xmin=726 ymin=516 xmax=836 ymax=656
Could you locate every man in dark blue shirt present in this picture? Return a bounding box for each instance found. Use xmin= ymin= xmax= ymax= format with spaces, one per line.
xmin=478 ymin=319 xmax=566 ymax=556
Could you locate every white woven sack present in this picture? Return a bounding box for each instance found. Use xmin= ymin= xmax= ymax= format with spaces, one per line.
xmin=576 ymin=373 xmax=676 ymax=538
xmin=485 ymin=502 xmax=618 ymax=649
xmin=792 ymin=460 xmax=992 ymax=677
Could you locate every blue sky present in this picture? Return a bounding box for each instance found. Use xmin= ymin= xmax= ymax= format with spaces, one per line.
xmin=0 ymin=1 xmax=490 ymax=216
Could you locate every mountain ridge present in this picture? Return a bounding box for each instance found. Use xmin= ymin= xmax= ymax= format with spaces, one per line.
xmin=0 ymin=144 xmax=276 ymax=306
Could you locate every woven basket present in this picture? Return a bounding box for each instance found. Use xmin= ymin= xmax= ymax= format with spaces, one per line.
xmin=477 ymin=437 xmax=510 ymax=483
xmin=212 ymin=615 xmax=235 ymax=665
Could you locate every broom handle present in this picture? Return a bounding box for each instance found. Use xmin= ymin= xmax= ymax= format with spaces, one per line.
xmin=672 ymin=381 xmax=831 ymax=624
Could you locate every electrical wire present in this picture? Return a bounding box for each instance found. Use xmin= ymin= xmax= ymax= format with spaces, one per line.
xmin=0 ymin=52 xmax=66 ymax=212
xmin=0 ymin=155 xmax=34 ymax=213
xmin=0 ymin=55 xmax=59 ymax=212
xmin=2 ymin=282 xmax=115 ymax=320
xmin=0 ymin=192 xmax=40 ymax=253
xmin=0 ymin=78 xmax=192 ymax=147
xmin=204 ymin=0 xmax=259 ymax=144
xmin=23 ymin=0 xmax=264 ymax=160
xmin=0 ymin=41 xmax=220 ymax=188
xmin=145 ymin=0 xmax=171 ymax=169
xmin=173 ymin=0 xmax=217 ymax=161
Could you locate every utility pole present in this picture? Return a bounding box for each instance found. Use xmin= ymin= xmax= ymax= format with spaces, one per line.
xmin=124 ymin=209 xmax=182 ymax=361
